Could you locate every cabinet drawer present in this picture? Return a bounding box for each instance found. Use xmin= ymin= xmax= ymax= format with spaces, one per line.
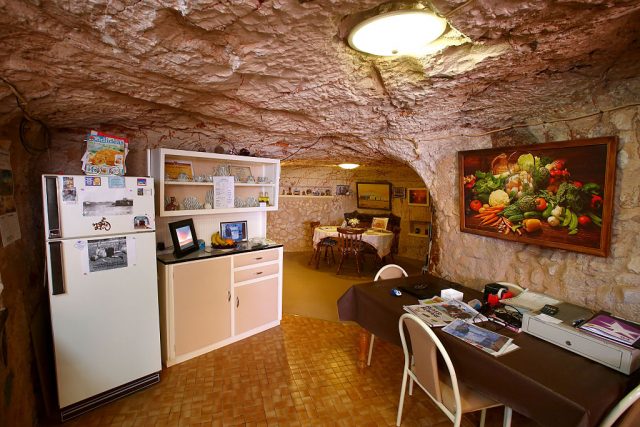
xmin=234 ymin=249 xmax=280 ymax=268
xmin=234 ymin=263 xmax=279 ymax=283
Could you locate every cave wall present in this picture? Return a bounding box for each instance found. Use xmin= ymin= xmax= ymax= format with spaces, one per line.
xmin=416 ymin=105 xmax=640 ymax=321
xmin=267 ymin=164 xmax=428 ymax=259
xmin=0 ymin=117 xmax=46 ymax=427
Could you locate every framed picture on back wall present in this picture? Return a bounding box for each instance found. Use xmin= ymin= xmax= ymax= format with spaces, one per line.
xmin=407 ymin=188 xmax=429 ymax=206
xmin=356 ymin=182 xmax=392 ymax=210
xmin=393 ymin=187 xmax=405 ymax=198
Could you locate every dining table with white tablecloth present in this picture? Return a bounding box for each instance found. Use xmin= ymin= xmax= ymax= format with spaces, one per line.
xmin=312 ymin=226 xmax=394 ymax=259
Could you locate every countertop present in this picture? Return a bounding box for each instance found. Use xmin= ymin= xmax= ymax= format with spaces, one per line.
xmin=157 ymin=242 xmax=283 ymax=265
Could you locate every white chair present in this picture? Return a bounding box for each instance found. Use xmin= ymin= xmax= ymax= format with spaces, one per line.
xmin=367 ymin=264 xmax=408 ymax=366
xmin=599 ymin=383 xmax=640 ymax=427
xmin=397 ymin=314 xmax=512 ymax=427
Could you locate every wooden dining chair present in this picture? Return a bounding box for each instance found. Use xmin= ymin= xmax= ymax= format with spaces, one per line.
xmin=397 ymin=314 xmax=512 ymax=427
xmin=336 ymin=227 xmax=365 ymax=275
xmin=367 ymin=264 xmax=408 ymax=366
xmin=308 ymin=221 xmax=336 ymax=268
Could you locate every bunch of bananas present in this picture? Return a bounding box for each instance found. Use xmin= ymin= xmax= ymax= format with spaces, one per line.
xmin=211 ymin=232 xmax=235 ymax=247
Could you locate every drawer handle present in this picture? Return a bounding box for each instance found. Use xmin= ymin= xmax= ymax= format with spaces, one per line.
xmin=236 ymin=296 xmax=240 ymax=308
xmin=255 ymin=257 xmax=263 ymax=260
xmin=565 ymin=340 xmax=572 ymax=346
xmin=256 ymin=271 xmax=263 ymax=275
xmin=227 ymin=291 xmax=231 ymax=302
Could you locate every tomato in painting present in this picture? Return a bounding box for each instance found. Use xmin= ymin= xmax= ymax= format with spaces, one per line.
xmin=469 ymin=200 xmax=483 ymax=212
xmin=535 ymin=197 xmax=547 ymax=211
xmin=578 ymin=215 xmax=591 ymax=226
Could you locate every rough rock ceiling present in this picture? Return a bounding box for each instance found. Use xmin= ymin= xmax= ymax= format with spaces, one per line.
xmin=1 ymin=0 xmax=639 ymax=165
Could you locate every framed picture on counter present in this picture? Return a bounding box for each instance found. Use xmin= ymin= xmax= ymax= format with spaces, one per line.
xmin=168 ymin=218 xmax=199 ymax=258
xmin=220 ymin=221 xmax=248 ymax=242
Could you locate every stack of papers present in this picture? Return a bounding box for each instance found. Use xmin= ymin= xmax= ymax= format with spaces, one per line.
xmin=443 ymin=319 xmax=519 ymax=357
xmin=502 ymin=289 xmax=560 ymax=312
xmin=404 ymin=299 xmax=487 ymax=328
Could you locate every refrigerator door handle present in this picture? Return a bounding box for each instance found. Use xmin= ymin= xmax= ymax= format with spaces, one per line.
xmin=49 ymin=241 xmax=66 ymax=295
xmin=44 ymin=176 xmax=62 ymax=239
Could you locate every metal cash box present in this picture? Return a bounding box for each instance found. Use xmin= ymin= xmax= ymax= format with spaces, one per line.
xmin=522 ymin=303 xmax=640 ymax=375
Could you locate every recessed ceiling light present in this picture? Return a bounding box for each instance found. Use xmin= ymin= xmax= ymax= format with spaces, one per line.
xmin=348 ymin=9 xmax=447 ymax=57
xmin=338 ymin=163 xmax=360 ymax=170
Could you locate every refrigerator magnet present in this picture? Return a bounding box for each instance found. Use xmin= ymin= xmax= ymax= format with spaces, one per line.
xmin=85 ymin=177 xmax=102 ymax=186
xmin=134 ymin=216 xmax=151 ymax=230
xmin=108 ymin=176 xmax=125 ymax=189
xmin=137 ymin=178 xmax=147 ymax=186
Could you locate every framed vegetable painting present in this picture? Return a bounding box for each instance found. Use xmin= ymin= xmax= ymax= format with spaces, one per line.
xmin=356 ymin=182 xmax=392 ymax=210
xmin=458 ymin=137 xmax=617 ymax=257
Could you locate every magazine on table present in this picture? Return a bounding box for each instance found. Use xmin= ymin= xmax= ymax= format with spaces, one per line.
xmin=443 ymin=319 xmax=518 ymax=357
xmin=404 ymin=299 xmax=487 ymax=328
xmin=578 ymin=312 xmax=640 ymax=349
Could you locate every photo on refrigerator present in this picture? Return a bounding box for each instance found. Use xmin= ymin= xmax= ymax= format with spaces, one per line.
xmin=88 ymin=237 xmax=128 ymax=272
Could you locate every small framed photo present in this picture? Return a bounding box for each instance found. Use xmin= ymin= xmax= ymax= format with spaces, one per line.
xmin=164 ymin=160 xmax=194 ymax=181
xmin=371 ymin=217 xmax=389 ymax=230
xmin=168 ymin=218 xmax=199 ymax=258
xmin=229 ymin=166 xmax=253 ymax=183
xmin=408 ymin=188 xmax=429 ymax=206
xmin=220 ymin=221 xmax=248 ymax=242
xmin=393 ymin=187 xmax=405 ymax=198
xmin=336 ymin=185 xmax=350 ymax=196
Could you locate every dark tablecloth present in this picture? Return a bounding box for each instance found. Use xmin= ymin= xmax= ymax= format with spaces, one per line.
xmin=337 ymin=274 xmax=640 ymax=427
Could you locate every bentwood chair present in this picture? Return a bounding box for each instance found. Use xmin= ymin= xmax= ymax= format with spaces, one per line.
xmin=397 ymin=314 xmax=512 ymax=427
xmin=367 ymin=264 xmax=408 ymax=366
xmin=308 ymin=221 xmax=336 ymax=268
xmin=336 ymin=227 xmax=365 ymax=275
xmin=599 ymin=383 xmax=640 ymax=427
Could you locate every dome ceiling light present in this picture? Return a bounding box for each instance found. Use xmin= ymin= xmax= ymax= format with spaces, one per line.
xmin=338 ymin=163 xmax=360 ymax=169
xmin=348 ymin=8 xmax=448 ymax=57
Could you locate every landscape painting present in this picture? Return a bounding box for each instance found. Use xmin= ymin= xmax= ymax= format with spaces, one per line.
xmin=356 ymin=182 xmax=391 ymax=210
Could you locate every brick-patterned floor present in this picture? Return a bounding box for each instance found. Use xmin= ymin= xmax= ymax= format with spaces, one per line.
xmin=61 ymin=315 xmax=531 ymax=426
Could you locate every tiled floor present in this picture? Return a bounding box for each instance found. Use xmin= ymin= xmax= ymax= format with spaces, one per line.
xmin=61 ymin=315 xmax=523 ymax=426
xmin=52 ymin=254 xmax=535 ymax=426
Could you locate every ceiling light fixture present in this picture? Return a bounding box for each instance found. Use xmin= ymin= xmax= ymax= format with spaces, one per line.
xmin=348 ymin=8 xmax=447 ymax=57
xmin=338 ymin=163 xmax=360 ymax=170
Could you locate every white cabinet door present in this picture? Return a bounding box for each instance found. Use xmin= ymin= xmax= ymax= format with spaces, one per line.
xmin=172 ymin=257 xmax=232 ymax=357
xmin=234 ymin=277 xmax=279 ymax=335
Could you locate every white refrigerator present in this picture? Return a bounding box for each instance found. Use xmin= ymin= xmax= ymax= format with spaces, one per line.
xmin=42 ymin=175 xmax=161 ymax=421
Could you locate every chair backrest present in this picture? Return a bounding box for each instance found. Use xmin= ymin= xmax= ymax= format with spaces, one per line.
xmin=337 ymin=227 xmax=364 ymax=251
xmin=374 ymin=264 xmax=408 ymax=281
xmin=399 ymin=313 xmax=462 ymax=425
xmin=599 ymin=384 xmax=640 ymax=427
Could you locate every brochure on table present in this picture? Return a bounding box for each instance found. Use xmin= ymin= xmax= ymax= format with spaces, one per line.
xmin=443 ymin=319 xmax=518 ymax=357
